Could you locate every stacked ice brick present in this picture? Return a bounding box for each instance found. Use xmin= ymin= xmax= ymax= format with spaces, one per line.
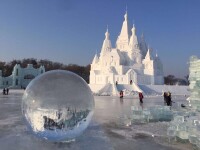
xmin=166 ymin=55 xmax=200 ymax=148
xmin=167 ymin=115 xmax=200 ymax=146
xmin=188 ymin=55 xmax=200 ymax=111
xmin=131 ymin=105 xmax=173 ymax=124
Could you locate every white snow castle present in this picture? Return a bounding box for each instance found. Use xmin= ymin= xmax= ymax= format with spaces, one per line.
xmin=89 ymin=11 xmax=164 ymax=95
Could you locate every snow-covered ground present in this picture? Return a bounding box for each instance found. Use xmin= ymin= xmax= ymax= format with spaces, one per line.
xmin=0 ymin=90 xmax=193 ymax=150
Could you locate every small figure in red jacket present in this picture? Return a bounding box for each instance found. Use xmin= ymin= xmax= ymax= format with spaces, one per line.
xmin=120 ymin=90 xmax=123 ymax=98
xmin=138 ymin=92 xmax=143 ymax=103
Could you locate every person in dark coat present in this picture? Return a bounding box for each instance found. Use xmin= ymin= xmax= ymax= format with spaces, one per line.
xmin=166 ymin=92 xmax=172 ymax=106
xmin=139 ymin=92 xmax=144 ymax=103
xmin=6 ymin=88 xmax=9 ymax=95
xmin=163 ymin=92 xmax=167 ymax=105
xmin=3 ymin=88 xmax=6 ymax=95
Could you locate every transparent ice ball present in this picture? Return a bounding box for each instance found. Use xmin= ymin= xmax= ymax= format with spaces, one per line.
xmin=22 ymin=70 xmax=95 ymax=142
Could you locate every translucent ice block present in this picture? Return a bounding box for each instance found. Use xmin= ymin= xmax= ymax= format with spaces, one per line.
xmin=167 ymin=127 xmax=176 ymax=137
xmin=177 ymin=130 xmax=189 ymax=139
xmin=189 ymin=135 xmax=198 ymax=144
xmin=173 ymin=116 xmax=185 ymax=124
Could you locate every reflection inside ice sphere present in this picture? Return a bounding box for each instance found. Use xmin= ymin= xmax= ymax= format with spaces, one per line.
xmin=22 ymin=70 xmax=94 ymax=142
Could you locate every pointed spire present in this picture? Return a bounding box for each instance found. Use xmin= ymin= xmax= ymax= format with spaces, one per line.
xmin=125 ymin=5 xmax=128 ymax=21
xmin=155 ymin=50 xmax=158 ymax=57
xmin=129 ymin=24 xmax=139 ymax=50
xmin=105 ymin=25 xmax=109 ymax=39
xmin=145 ymin=48 xmax=153 ymax=60
xmin=92 ymin=53 xmax=99 ymax=64
xmin=116 ymin=11 xmax=130 ymax=50
xmin=131 ymin=23 xmax=136 ymax=35
xmin=100 ymin=28 xmax=112 ymax=57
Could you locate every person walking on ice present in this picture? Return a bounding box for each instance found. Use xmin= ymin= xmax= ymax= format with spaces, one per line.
xmin=138 ymin=92 xmax=144 ymax=103
xmin=166 ymin=92 xmax=172 ymax=106
xmin=120 ymin=90 xmax=123 ymax=98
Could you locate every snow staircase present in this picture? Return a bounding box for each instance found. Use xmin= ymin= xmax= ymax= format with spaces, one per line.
xmin=97 ymin=83 xmax=116 ymax=96
xmin=116 ymin=83 xmax=143 ymax=96
xmin=96 ymin=82 xmax=143 ymax=96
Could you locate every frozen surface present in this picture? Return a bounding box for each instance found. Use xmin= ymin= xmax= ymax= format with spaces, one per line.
xmin=0 ymin=90 xmax=193 ymax=150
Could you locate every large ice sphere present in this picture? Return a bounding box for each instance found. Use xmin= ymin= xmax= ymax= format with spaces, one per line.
xmin=22 ymin=70 xmax=95 ymax=142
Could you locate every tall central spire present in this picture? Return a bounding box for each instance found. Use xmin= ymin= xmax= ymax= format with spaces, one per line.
xmin=116 ymin=10 xmax=130 ymax=51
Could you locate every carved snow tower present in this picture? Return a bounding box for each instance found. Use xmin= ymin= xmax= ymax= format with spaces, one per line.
xmin=89 ymin=11 xmax=164 ymax=95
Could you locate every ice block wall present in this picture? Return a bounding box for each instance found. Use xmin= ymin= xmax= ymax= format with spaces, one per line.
xmin=188 ymin=56 xmax=200 ymax=110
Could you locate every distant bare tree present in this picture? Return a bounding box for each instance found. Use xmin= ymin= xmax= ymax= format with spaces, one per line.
xmin=0 ymin=58 xmax=91 ymax=83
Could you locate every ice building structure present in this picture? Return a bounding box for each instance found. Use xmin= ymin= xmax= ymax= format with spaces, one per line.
xmin=188 ymin=56 xmax=200 ymax=110
xmin=89 ymin=11 xmax=164 ymax=95
xmin=0 ymin=64 xmax=45 ymax=88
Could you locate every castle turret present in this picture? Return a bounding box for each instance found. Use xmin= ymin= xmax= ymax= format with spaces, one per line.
xmin=92 ymin=54 xmax=99 ymax=64
xmin=100 ymin=28 xmax=112 ymax=59
xmin=12 ymin=64 xmax=21 ymax=87
xmin=128 ymin=24 xmax=142 ymax=64
xmin=129 ymin=24 xmax=138 ymax=49
xmin=39 ymin=65 xmax=45 ymax=74
xmin=116 ymin=11 xmax=130 ymax=51
xmin=144 ymin=48 xmax=153 ymax=61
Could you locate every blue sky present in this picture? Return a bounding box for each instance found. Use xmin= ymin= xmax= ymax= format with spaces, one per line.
xmin=0 ymin=0 xmax=200 ymax=77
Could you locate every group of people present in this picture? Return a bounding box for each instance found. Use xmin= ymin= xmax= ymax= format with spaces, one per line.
xmin=119 ymin=90 xmax=173 ymax=107
xmin=3 ymin=88 xmax=9 ymax=95
xmin=163 ymin=92 xmax=172 ymax=106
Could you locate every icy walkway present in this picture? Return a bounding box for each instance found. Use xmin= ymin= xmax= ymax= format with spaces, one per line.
xmin=0 ymin=90 xmax=193 ymax=150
